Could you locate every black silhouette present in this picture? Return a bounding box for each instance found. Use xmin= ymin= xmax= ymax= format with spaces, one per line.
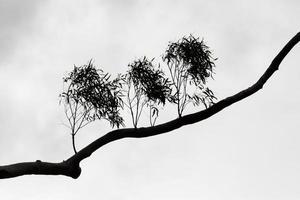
xmin=0 ymin=32 xmax=299 ymax=179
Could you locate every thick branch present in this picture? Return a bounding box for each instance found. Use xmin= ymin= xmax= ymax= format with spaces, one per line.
xmin=0 ymin=32 xmax=299 ymax=179
xmin=0 ymin=160 xmax=81 ymax=179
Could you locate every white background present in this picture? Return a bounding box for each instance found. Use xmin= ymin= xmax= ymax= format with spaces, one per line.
xmin=0 ymin=0 xmax=299 ymax=199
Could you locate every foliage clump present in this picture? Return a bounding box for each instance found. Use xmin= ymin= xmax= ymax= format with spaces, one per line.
xmin=61 ymin=35 xmax=217 ymax=153
xmin=123 ymin=57 xmax=170 ymax=127
xmin=60 ymin=61 xmax=124 ymax=153
xmin=163 ymin=35 xmax=217 ymax=117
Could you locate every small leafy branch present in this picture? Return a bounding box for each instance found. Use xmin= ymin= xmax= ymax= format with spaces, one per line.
xmin=123 ymin=57 xmax=170 ymax=128
xmin=60 ymin=60 xmax=124 ymax=153
xmin=163 ymin=35 xmax=217 ymax=117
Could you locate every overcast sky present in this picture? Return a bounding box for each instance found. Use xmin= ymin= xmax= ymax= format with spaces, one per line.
xmin=0 ymin=0 xmax=299 ymax=199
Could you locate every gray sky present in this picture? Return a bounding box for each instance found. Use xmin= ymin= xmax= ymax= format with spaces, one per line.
xmin=0 ymin=0 xmax=299 ymax=199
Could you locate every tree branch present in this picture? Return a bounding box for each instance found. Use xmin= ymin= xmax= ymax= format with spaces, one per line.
xmin=0 ymin=160 xmax=81 ymax=179
xmin=0 ymin=32 xmax=299 ymax=179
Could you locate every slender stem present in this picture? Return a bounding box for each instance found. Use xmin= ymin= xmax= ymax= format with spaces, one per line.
xmin=180 ymin=75 xmax=188 ymax=114
xmin=177 ymin=64 xmax=182 ymax=117
xmin=137 ymin=100 xmax=146 ymax=124
xmin=149 ymin=103 xmax=154 ymax=126
xmin=72 ymin=133 xmax=77 ymax=154
xmin=127 ymin=82 xmax=136 ymax=128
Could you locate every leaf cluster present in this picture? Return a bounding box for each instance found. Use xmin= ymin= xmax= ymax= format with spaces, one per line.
xmin=163 ymin=35 xmax=217 ymax=116
xmin=127 ymin=57 xmax=170 ymax=105
xmin=61 ymin=60 xmax=124 ymax=128
xmin=123 ymin=57 xmax=170 ymax=127
xmin=164 ymin=35 xmax=216 ymax=84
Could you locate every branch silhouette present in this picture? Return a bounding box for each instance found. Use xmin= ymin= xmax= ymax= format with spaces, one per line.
xmin=0 ymin=32 xmax=299 ymax=179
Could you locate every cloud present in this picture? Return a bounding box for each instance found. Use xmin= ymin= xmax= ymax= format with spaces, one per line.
xmin=0 ymin=0 xmax=45 ymax=65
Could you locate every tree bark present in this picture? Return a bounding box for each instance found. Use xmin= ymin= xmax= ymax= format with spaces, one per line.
xmin=0 ymin=32 xmax=299 ymax=179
